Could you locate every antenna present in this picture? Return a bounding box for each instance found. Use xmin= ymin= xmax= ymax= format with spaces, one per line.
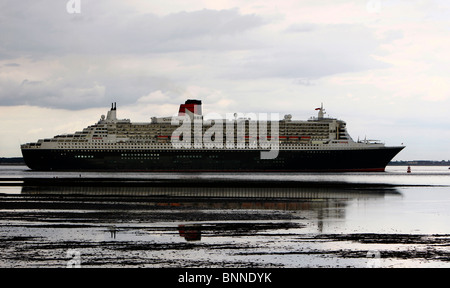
xmin=317 ymin=103 xmax=325 ymax=119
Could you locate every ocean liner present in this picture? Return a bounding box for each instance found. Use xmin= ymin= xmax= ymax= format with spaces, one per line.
xmin=21 ymin=100 xmax=404 ymax=172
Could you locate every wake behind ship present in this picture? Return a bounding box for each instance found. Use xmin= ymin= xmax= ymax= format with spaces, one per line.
xmin=21 ymin=100 xmax=404 ymax=172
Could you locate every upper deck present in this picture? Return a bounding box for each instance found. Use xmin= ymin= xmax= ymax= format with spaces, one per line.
xmin=21 ymin=100 xmax=391 ymax=151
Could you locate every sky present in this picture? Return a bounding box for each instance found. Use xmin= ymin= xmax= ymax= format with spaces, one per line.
xmin=1 ymin=0 xmax=450 ymax=160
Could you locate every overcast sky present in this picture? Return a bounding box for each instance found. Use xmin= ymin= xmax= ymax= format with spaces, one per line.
xmin=1 ymin=0 xmax=450 ymax=160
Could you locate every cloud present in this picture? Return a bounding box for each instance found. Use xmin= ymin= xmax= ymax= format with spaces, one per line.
xmin=221 ymin=23 xmax=388 ymax=80
xmin=0 ymin=2 xmax=268 ymax=109
xmin=0 ymin=2 xmax=265 ymax=58
xmin=3 ymin=63 xmax=20 ymax=67
xmin=138 ymin=90 xmax=171 ymax=104
xmin=0 ymin=1 xmax=389 ymax=111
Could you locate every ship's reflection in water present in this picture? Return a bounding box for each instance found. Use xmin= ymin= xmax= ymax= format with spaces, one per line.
xmin=20 ymin=178 xmax=401 ymax=237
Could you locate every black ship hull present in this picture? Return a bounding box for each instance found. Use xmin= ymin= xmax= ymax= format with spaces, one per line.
xmin=21 ymin=146 xmax=404 ymax=172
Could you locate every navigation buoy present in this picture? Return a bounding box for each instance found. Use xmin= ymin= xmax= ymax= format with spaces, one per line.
xmin=407 ymin=166 xmax=411 ymax=173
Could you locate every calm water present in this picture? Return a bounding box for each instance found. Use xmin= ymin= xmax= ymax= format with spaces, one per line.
xmin=2 ymin=165 xmax=450 ymax=235
xmin=1 ymin=164 xmax=449 ymax=185
xmin=1 ymin=165 xmax=449 ymax=267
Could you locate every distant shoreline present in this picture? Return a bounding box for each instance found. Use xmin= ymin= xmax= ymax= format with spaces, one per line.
xmin=1 ymin=157 xmax=449 ymax=166
xmin=389 ymin=160 xmax=450 ymax=166
xmin=0 ymin=157 xmax=25 ymax=165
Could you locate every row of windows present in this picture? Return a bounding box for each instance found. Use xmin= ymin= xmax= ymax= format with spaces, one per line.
xmin=121 ymin=153 xmax=160 ymax=157
xmin=121 ymin=156 xmax=159 ymax=160
xmin=176 ymin=155 xmax=202 ymax=158
xmin=74 ymin=155 xmax=94 ymax=159
xmin=112 ymin=126 xmax=330 ymax=131
xmin=54 ymin=144 xmax=343 ymax=150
